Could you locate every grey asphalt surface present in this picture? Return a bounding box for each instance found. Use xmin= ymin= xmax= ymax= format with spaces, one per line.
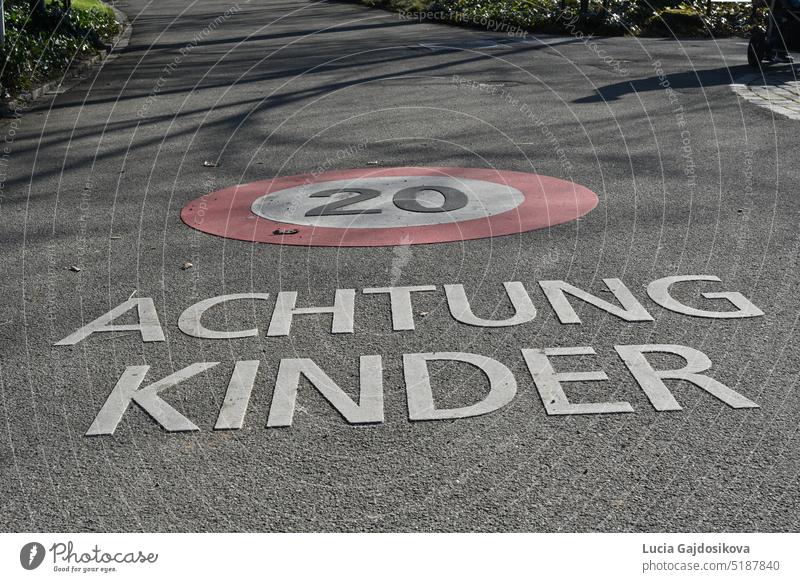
xmin=1 ymin=0 xmax=799 ymax=532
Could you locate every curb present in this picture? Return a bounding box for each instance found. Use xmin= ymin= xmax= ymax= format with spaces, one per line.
xmin=0 ymin=1 xmax=132 ymax=118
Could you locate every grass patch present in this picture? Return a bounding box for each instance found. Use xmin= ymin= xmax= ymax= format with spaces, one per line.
xmin=70 ymin=0 xmax=115 ymax=19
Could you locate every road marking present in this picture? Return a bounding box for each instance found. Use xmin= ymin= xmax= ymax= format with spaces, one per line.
xmin=52 ymin=275 xmax=766 ymax=434
xmin=56 ymin=276 xmax=766 ymax=347
xmin=251 ymin=175 xmax=524 ymax=228
xmin=180 ymin=167 xmax=599 ymax=246
xmin=83 ymin=344 xmax=760 ymax=434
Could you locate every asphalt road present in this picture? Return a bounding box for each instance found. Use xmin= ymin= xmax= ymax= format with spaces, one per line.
xmin=1 ymin=0 xmax=799 ymax=532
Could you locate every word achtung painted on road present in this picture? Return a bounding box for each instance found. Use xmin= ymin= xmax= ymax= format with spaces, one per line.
xmin=54 ymin=275 xmax=765 ymax=435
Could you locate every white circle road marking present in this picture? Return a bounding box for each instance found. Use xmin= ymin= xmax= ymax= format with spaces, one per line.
xmin=250 ymin=175 xmax=526 ymax=228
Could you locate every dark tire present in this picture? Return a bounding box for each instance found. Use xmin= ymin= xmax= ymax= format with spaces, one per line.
xmin=748 ymin=32 xmax=767 ymax=68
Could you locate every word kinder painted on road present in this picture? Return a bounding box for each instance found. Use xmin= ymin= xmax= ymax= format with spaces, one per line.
xmin=54 ymin=275 xmax=764 ymax=436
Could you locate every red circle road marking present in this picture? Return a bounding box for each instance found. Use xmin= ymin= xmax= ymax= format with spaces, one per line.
xmin=180 ymin=167 xmax=599 ymax=247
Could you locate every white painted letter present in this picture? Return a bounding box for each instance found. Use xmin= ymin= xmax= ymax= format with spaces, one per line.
xmin=363 ymin=285 xmax=436 ymax=330
xmin=178 ymin=294 xmax=270 ymax=339
xmin=267 ymin=290 xmax=355 ymax=336
xmin=522 ymin=346 xmax=634 ymax=415
xmin=86 ymin=362 xmax=219 ymax=435
xmin=55 ymin=298 xmax=165 ymax=345
xmin=215 ymin=360 xmax=260 ymax=430
xmin=445 ymin=282 xmax=536 ymax=327
xmin=267 ymin=356 xmax=383 ymax=427
xmin=615 ymin=344 xmax=759 ymax=410
xmin=403 ymin=352 xmax=517 ymax=420
xmin=647 ymin=275 xmax=764 ymax=318
xmin=539 ymin=279 xmax=654 ymax=324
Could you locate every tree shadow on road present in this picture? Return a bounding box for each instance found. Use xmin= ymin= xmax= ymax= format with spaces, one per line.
xmin=573 ymin=64 xmax=770 ymax=103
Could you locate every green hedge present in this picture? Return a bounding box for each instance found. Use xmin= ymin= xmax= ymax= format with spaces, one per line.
xmin=644 ymin=6 xmax=706 ymax=36
xmin=1 ymin=0 xmax=120 ymax=99
xmin=357 ymin=0 xmax=755 ymax=38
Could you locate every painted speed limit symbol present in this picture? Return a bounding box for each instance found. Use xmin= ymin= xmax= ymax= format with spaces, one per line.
xmin=180 ymin=167 xmax=598 ymax=246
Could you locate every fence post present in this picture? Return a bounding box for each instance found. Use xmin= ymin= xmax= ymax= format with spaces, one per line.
xmin=1 ymin=0 xmax=5 ymax=47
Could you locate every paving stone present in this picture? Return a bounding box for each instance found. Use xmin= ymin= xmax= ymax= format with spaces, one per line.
xmin=730 ymin=67 xmax=800 ymax=120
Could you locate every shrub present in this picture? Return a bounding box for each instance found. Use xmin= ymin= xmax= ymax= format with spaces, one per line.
xmin=1 ymin=0 xmax=120 ymax=98
xmin=643 ymin=6 xmax=707 ymax=37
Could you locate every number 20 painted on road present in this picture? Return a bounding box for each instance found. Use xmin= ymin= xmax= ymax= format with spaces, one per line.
xmin=304 ymin=185 xmax=468 ymax=216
